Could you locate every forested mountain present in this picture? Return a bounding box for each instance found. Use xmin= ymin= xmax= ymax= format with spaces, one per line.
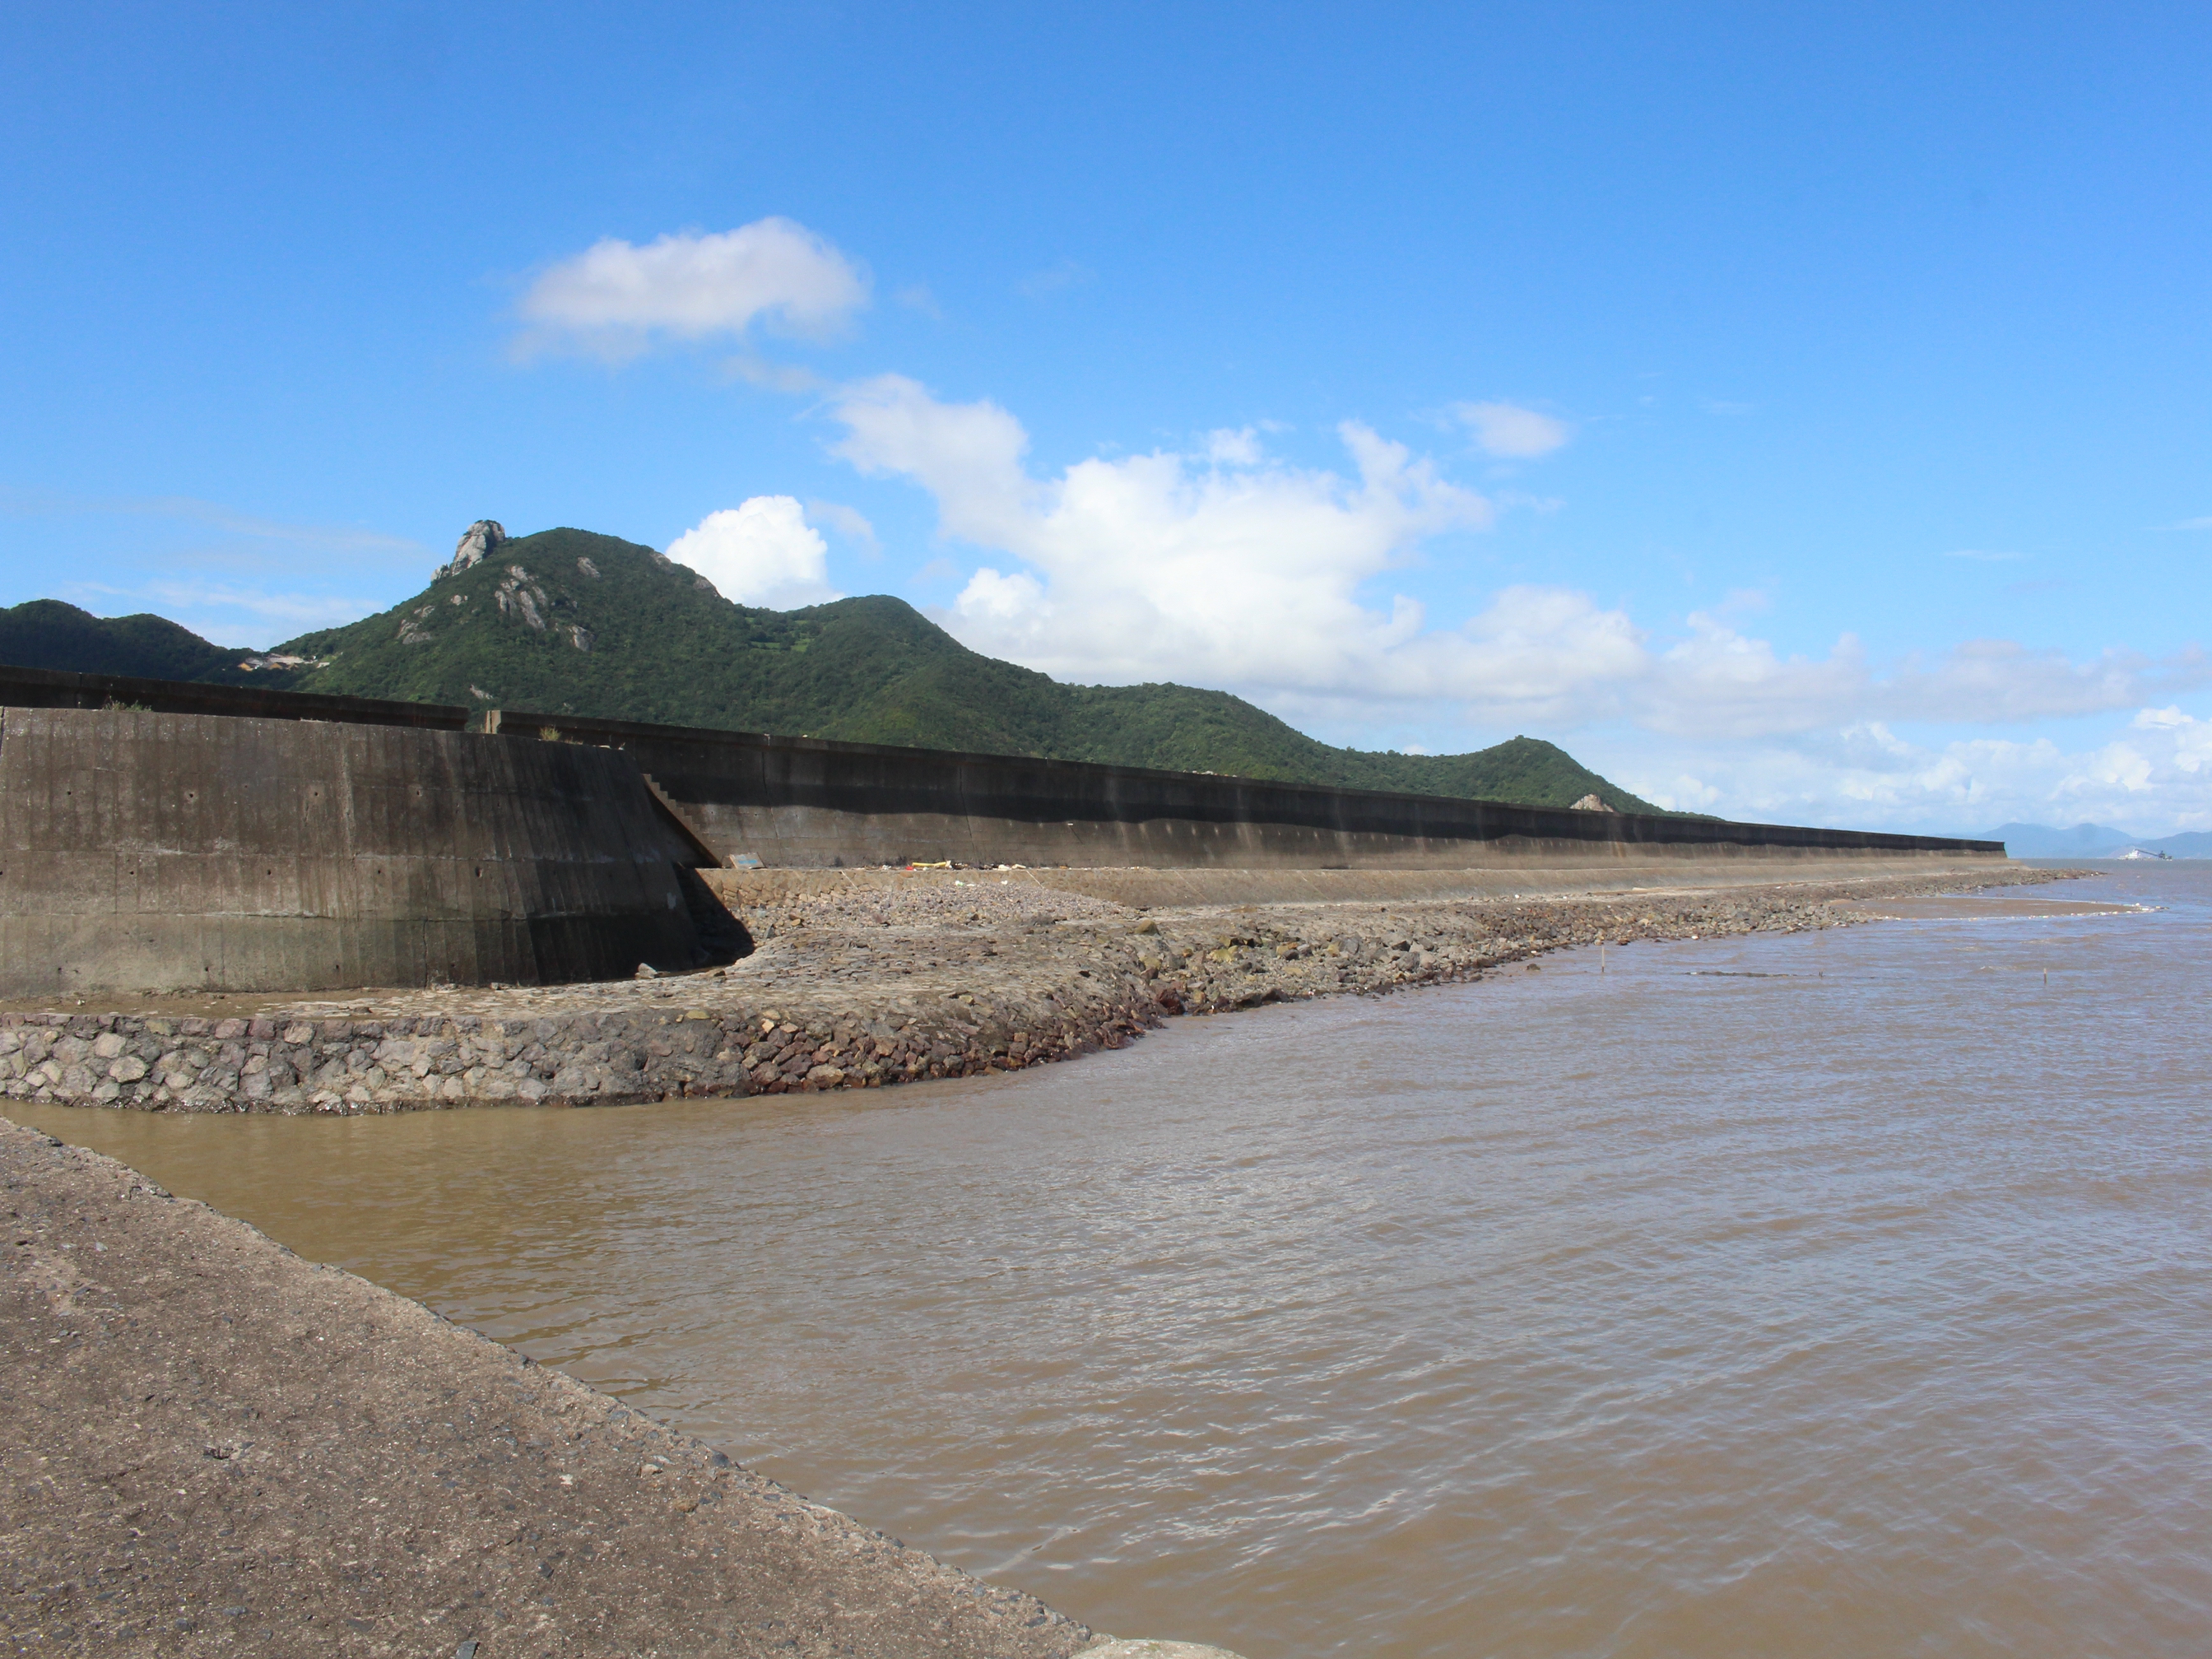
xmin=0 ymin=598 xmax=262 ymax=685
xmin=1 ymin=526 xmax=1666 ymax=813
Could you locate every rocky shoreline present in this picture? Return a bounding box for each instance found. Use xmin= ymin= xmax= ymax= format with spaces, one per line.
xmin=0 ymin=867 xmax=2071 ymax=1117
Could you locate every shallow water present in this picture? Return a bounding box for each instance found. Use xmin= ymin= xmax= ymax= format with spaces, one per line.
xmin=19 ymin=865 xmax=2212 ymax=1658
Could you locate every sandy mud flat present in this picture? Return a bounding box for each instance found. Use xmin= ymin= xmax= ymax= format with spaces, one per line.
xmin=0 ymin=867 xmax=2072 ymax=1118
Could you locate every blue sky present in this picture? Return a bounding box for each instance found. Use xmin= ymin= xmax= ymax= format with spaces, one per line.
xmin=4 ymin=2 xmax=2208 ymax=833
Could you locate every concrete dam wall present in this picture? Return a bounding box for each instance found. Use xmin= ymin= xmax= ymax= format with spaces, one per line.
xmin=486 ymin=707 xmax=2004 ymax=872
xmin=0 ymin=681 xmax=705 ymax=997
xmin=0 ymin=664 xmax=2005 ymax=994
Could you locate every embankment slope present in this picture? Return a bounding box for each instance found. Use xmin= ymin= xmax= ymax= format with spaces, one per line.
xmin=1 ymin=1116 xmax=1103 ymax=1657
xmin=0 ymin=865 xmax=2066 ymax=1116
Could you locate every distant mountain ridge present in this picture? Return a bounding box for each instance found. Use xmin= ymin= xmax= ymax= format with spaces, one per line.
xmin=1986 ymin=821 xmax=2212 ymax=858
xmin=0 ymin=598 xmax=263 ymax=685
xmin=0 ymin=525 xmax=1671 ymax=813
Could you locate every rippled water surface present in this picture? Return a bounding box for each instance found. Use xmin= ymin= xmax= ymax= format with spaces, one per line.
xmin=21 ymin=865 xmax=2212 ymax=1658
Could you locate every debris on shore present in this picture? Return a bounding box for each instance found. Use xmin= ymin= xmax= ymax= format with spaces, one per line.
xmin=0 ymin=868 xmax=2072 ymax=1117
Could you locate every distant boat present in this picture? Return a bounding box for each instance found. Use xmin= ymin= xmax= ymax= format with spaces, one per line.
xmin=2118 ymin=848 xmax=2172 ymax=860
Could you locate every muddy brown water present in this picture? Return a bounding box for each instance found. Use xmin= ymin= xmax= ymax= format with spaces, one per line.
xmin=18 ymin=865 xmax=2211 ymax=1658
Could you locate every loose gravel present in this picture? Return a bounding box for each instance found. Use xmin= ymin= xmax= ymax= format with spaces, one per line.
xmin=0 ymin=867 xmax=2073 ymax=1117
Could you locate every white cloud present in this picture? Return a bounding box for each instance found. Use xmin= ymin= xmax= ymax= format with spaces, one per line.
xmin=955 ymin=567 xmax=1048 ymax=621
xmin=825 ymin=374 xmax=2212 ymax=749
xmin=2134 ymin=705 xmax=2212 ymax=775
xmin=1633 ymin=620 xmax=2212 ymax=739
xmin=1944 ymin=548 xmax=2023 ymax=562
xmin=517 ymin=218 xmax=868 ymax=357
xmin=830 ymin=374 xmax=1491 ymax=693
xmin=1205 ymin=428 xmax=1264 ymax=466
xmin=666 ymin=497 xmax=843 ymax=610
xmin=1591 ymin=707 xmax=2212 ymax=835
xmin=1455 ymin=401 xmax=1570 ymax=458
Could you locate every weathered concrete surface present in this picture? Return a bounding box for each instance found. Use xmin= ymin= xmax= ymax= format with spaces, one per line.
xmin=488 ymin=707 xmax=2007 ymax=872
xmin=0 ymin=706 xmax=715 ymax=999
xmin=0 ymin=865 xmax=2072 ymax=1116
xmin=0 ymin=1116 xmax=1107 ymax=1657
xmin=0 ymin=662 xmax=470 ymax=732
xmin=0 ymin=667 xmax=2005 ymax=1007
xmin=0 ymin=666 xmax=2005 ymax=882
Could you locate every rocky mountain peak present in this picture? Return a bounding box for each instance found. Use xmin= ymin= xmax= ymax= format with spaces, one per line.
xmin=435 ymin=519 xmax=507 ymax=581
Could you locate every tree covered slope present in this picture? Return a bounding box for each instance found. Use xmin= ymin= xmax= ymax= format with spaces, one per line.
xmin=0 ymin=599 xmax=262 ymax=685
xmin=2 ymin=527 xmax=1665 ymax=813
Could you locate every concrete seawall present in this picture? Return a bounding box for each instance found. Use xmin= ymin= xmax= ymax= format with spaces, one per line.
xmin=0 ymin=704 xmax=706 ymax=998
xmin=486 ymin=707 xmax=2005 ymax=871
xmin=0 ymin=663 xmax=2007 ymax=995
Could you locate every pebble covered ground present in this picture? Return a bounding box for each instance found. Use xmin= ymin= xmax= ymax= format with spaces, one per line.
xmin=0 ymin=867 xmax=2070 ymax=1117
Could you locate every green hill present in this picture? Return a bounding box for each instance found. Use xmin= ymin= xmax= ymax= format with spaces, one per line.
xmin=1 ymin=527 xmax=1665 ymax=812
xmin=0 ymin=599 xmax=263 ymax=685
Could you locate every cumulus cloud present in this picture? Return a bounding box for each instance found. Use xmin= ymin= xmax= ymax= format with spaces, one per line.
xmin=2135 ymin=705 xmax=2212 ymax=774
xmin=1205 ymin=428 xmax=1264 ymax=466
xmin=829 ymin=374 xmax=1491 ymax=692
xmin=1595 ymin=706 xmax=2212 ymax=835
xmin=1637 ymin=619 xmax=2212 ymax=739
xmin=666 ymin=497 xmax=843 ymax=610
xmin=518 ymin=218 xmax=868 ymax=357
xmin=1456 ymin=401 xmax=1570 ymax=458
xmin=823 ymin=374 xmax=2212 ymax=748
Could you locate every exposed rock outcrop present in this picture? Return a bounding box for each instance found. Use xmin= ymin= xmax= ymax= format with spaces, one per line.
xmin=495 ymin=564 xmax=550 ymax=630
xmin=393 ymin=601 xmax=438 ymax=645
xmin=434 ymin=518 xmax=506 ymax=580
